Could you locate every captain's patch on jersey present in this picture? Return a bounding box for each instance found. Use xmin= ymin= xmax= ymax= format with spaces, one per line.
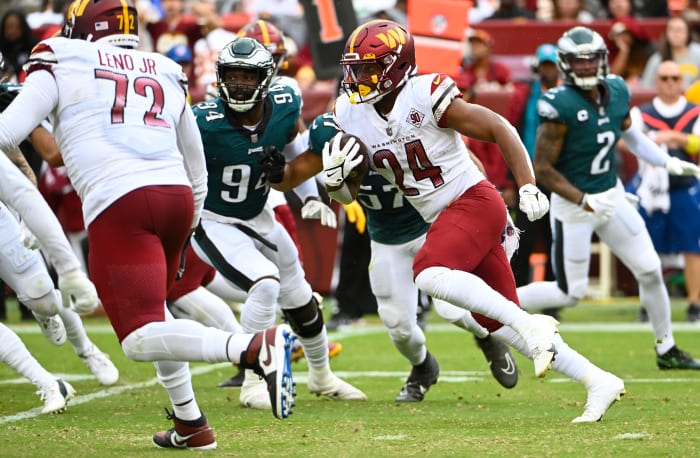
xmin=407 ymin=108 xmax=425 ymax=128
xmin=537 ymin=99 xmax=559 ymax=120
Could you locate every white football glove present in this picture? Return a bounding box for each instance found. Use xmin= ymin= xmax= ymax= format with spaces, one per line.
xmin=665 ymin=156 xmax=700 ymax=177
xmin=518 ymin=184 xmax=550 ymax=221
xmin=58 ymin=270 xmax=100 ymax=314
xmin=300 ymin=198 xmax=337 ymax=228
xmin=322 ymin=132 xmax=363 ymax=188
xmin=18 ymin=219 xmax=40 ymax=250
xmin=582 ymin=188 xmax=616 ymax=221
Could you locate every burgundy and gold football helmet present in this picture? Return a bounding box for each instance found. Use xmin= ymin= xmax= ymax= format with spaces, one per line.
xmin=62 ymin=0 xmax=139 ymax=48
xmin=340 ymin=19 xmax=416 ymax=105
xmin=238 ymin=19 xmax=288 ymax=72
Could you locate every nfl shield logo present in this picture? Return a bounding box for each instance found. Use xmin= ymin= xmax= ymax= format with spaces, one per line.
xmin=386 ymin=126 xmax=393 ymax=136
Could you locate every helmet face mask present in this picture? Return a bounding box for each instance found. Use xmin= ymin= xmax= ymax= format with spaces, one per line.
xmin=557 ymin=26 xmax=608 ymax=90
xmin=216 ymin=37 xmax=275 ymax=112
xmin=341 ymin=19 xmax=416 ymax=105
xmin=63 ymin=0 xmax=140 ymax=48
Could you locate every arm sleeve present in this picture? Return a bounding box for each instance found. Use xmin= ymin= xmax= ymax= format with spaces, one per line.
xmin=0 ymin=151 xmax=80 ymax=274
xmin=621 ymin=122 xmax=670 ymax=167
xmin=282 ymin=130 xmax=309 ymax=160
xmin=176 ymin=104 xmax=208 ymax=225
xmin=327 ymin=182 xmax=355 ymax=204
xmin=283 ymin=130 xmax=320 ymax=202
xmin=0 ymin=70 xmax=57 ymax=154
xmin=292 ymin=176 xmax=320 ymax=203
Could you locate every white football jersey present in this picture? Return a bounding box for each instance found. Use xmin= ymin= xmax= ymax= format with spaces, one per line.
xmin=334 ymin=74 xmax=484 ymax=223
xmin=24 ymin=37 xmax=194 ymax=225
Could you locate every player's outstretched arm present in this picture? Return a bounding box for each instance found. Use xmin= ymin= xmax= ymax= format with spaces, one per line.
xmin=176 ymin=104 xmax=208 ymax=229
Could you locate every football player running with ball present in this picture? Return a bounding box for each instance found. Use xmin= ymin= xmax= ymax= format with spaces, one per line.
xmin=263 ymin=19 xmax=626 ymax=422
xmin=308 ymin=111 xmax=520 ymax=400
xmin=190 ymin=36 xmax=366 ymax=410
xmin=517 ymin=26 xmax=700 ymax=370
xmin=0 ymin=0 xmax=297 ymax=450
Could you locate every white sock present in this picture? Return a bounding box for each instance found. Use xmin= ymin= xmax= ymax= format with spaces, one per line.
xmin=153 ymin=360 xmax=201 ymax=421
xmin=0 ymin=323 xmax=54 ymax=388
xmin=240 ymin=279 xmax=278 ymax=333
xmin=390 ymin=324 xmax=426 ymax=366
xmin=637 ymin=270 xmax=675 ymax=354
xmin=298 ymin=327 xmax=329 ymax=368
xmin=492 ymin=326 xmax=593 ymax=382
xmin=57 ymin=305 xmax=92 ymax=356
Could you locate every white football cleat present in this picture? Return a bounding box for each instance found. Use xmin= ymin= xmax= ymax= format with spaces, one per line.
xmin=38 ymin=379 xmax=76 ymax=414
xmin=33 ymin=312 xmax=66 ymax=346
xmin=239 ymin=369 xmax=272 ymax=410
xmin=307 ymin=365 xmax=367 ymax=401
xmin=80 ymin=345 xmax=119 ymax=386
xmin=521 ymin=314 xmax=559 ymax=377
xmin=571 ymin=370 xmax=626 ymax=423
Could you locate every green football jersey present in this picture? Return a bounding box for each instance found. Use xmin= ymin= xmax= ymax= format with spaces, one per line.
xmin=192 ymin=83 xmax=301 ymax=220
xmin=308 ymin=112 xmax=429 ymax=244
xmin=538 ymin=75 xmax=630 ymax=194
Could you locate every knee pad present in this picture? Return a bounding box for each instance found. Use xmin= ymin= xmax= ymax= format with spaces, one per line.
xmin=20 ymin=277 xmax=60 ymax=316
xmin=636 ymin=267 xmax=664 ymax=288
xmin=121 ymin=327 xmax=150 ymax=361
xmin=377 ymin=304 xmax=413 ymax=343
xmin=630 ymin=248 xmax=663 ymax=286
xmin=282 ymin=296 xmax=324 ymax=338
xmin=249 ymin=277 xmax=280 ymax=305
xmin=414 ymin=266 xmax=451 ymax=299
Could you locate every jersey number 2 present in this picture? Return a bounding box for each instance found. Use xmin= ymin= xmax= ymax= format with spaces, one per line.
xmin=591 ymin=131 xmax=614 ymax=175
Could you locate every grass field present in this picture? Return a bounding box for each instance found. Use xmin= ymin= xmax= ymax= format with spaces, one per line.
xmin=1 ymin=298 xmax=699 ymax=457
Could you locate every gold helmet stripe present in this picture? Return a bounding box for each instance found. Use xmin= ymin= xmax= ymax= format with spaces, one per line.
xmin=257 ymin=20 xmax=270 ymax=45
xmin=120 ymin=0 xmax=130 ymax=34
xmin=347 ymin=19 xmax=382 ymax=54
xmin=74 ymin=0 xmax=90 ymax=15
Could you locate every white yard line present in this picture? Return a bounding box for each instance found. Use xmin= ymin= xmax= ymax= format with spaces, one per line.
xmin=2 ymin=365 xmax=699 ymax=424
xmin=1 ymin=322 xmax=698 ymax=424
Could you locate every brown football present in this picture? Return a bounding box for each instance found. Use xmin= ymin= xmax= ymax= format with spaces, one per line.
xmin=341 ymin=133 xmax=370 ymax=181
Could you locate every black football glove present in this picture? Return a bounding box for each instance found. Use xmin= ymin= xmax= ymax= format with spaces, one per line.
xmin=258 ymin=145 xmax=286 ymax=183
xmin=0 ymin=88 xmax=19 ymax=113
